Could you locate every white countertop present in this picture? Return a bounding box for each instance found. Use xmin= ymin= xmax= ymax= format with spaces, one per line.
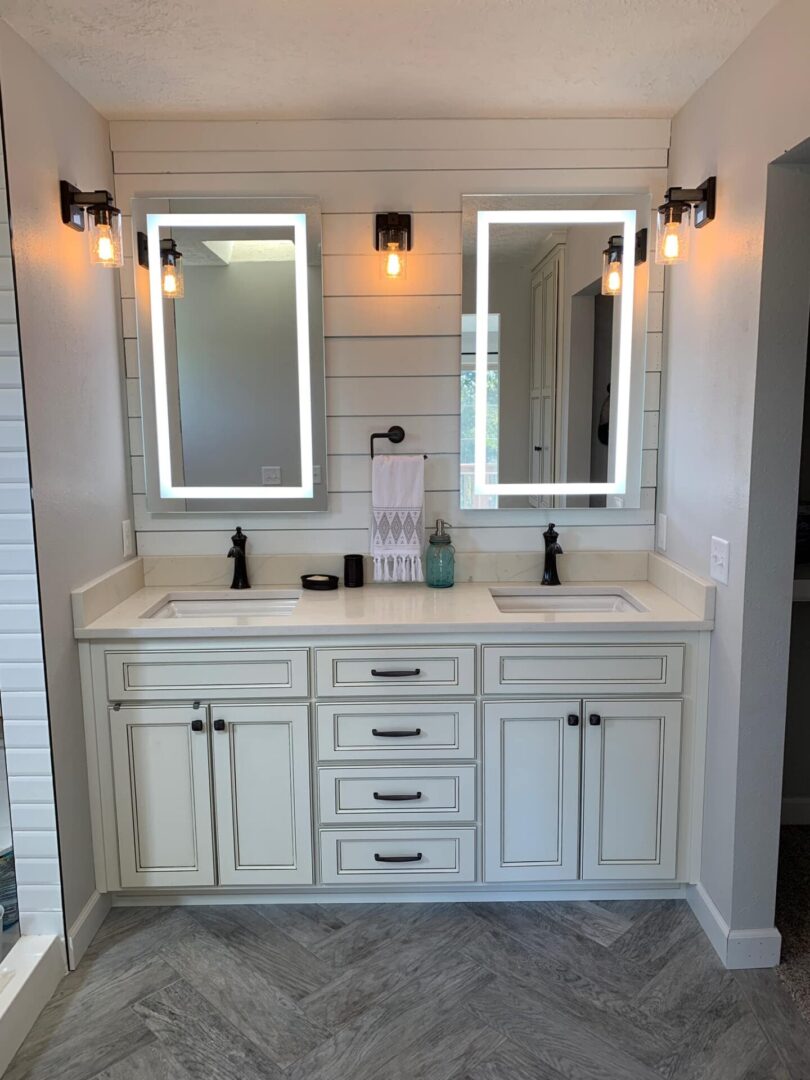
xmin=73 ymin=579 xmax=713 ymax=639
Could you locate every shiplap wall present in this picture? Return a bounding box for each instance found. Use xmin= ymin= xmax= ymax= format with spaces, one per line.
xmin=111 ymin=119 xmax=668 ymax=556
xmin=0 ymin=146 xmax=62 ymax=937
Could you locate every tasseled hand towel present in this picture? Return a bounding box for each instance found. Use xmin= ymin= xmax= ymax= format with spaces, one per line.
xmin=371 ymin=454 xmax=425 ymax=582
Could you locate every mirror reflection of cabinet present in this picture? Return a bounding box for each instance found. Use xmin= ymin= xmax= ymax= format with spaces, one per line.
xmin=529 ymin=246 xmax=563 ymax=505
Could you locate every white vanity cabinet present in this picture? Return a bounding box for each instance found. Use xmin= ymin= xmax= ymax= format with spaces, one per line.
xmin=109 ymin=700 xmax=312 ymax=889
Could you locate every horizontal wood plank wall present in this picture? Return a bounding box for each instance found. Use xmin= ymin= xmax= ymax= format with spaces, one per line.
xmin=0 ymin=150 xmax=63 ymax=937
xmin=111 ymin=119 xmax=668 ymax=557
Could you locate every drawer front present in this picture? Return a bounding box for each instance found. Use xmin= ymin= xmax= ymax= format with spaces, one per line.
xmin=319 ymin=828 xmax=477 ymax=884
xmin=318 ymin=765 xmax=477 ymax=824
xmin=483 ymin=644 xmax=684 ymax=696
xmin=316 ymin=701 xmax=476 ymax=760
xmin=316 ymin=647 xmax=475 ymax=698
xmin=106 ymin=648 xmax=309 ymax=701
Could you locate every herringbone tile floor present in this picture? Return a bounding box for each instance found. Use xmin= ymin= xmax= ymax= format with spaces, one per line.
xmin=7 ymin=900 xmax=810 ymax=1080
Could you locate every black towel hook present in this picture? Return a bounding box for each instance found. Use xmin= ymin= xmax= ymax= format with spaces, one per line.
xmin=369 ymin=425 xmax=427 ymax=459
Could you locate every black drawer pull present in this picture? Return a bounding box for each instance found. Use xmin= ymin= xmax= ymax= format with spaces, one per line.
xmin=370 ymin=668 xmax=421 ymax=678
xmin=374 ymin=853 xmax=423 ymax=863
xmin=373 ymin=791 xmax=422 ymax=801
xmin=371 ymin=728 xmax=422 ymax=738
xmin=191 ymin=718 xmax=204 ymax=732
xmin=589 ymin=713 xmax=602 ymax=726
xmin=213 ymin=719 xmax=226 ymax=732
xmin=567 ymin=714 xmax=579 ymax=726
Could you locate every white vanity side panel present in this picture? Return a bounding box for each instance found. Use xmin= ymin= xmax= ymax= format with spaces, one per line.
xmin=111 ymin=119 xmax=666 ymax=556
xmin=0 ymin=152 xmax=62 ymax=936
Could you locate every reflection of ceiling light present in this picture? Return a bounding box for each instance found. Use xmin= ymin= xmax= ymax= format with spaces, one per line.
xmin=601 ymin=229 xmax=648 ymax=296
xmin=160 ymin=240 xmax=184 ymax=298
xmin=202 ymin=239 xmax=295 ymax=263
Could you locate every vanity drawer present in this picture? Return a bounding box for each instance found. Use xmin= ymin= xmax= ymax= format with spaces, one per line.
xmin=315 ymin=647 xmax=475 ymax=698
xmin=317 ymin=765 xmax=477 ymax=824
xmin=319 ymin=828 xmax=477 ymax=884
xmin=482 ymin=644 xmax=684 ymax=696
xmin=105 ymin=648 xmax=309 ymax=702
xmin=316 ymin=701 xmax=476 ymax=760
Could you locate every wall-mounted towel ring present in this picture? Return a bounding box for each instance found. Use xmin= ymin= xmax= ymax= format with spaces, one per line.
xmin=369 ymin=425 xmax=427 ymax=459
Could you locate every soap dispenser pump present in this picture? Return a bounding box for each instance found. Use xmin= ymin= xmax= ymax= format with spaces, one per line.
xmin=426 ymin=519 xmax=455 ymax=589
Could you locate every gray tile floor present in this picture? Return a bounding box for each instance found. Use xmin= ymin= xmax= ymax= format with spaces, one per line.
xmin=7 ymin=899 xmax=810 ymax=1079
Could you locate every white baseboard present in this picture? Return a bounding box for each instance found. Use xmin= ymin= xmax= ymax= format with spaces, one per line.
xmin=781 ymin=796 xmax=810 ymax=825
xmin=0 ymin=936 xmax=66 ymax=1075
xmin=67 ymin=890 xmax=111 ymax=969
xmin=687 ymin=882 xmax=782 ymax=969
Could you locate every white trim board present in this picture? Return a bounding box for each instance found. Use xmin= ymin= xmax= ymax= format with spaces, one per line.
xmin=687 ymin=882 xmax=782 ymax=969
xmin=67 ymin=889 xmax=111 ymax=969
xmin=0 ymin=935 xmax=65 ymax=1076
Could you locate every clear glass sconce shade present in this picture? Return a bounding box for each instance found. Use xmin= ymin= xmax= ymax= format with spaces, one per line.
xmin=601 ymin=248 xmax=623 ymax=296
xmin=88 ymin=206 xmax=124 ymax=268
xmin=161 ymin=253 xmax=184 ymax=298
xmin=381 ymin=241 xmax=406 ymax=279
xmin=655 ymin=204 xmax=691 ymax=265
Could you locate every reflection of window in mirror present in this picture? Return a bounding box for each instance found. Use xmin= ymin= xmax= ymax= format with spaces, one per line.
xmin=460 ymin=315 xmax=499 ymax=508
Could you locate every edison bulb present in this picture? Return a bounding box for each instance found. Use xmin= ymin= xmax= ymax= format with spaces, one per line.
xmin=382 ymin=242 xmax=406 ymax=279
xmin=88 ymin=210 xmax=123 ymax=268
xmin=656 ymin=204 xmax=691 ymax=265
xmin=161 ymin=256 xmax=184 ymax=299
xmin=607 ymin=266 xmax=622 ymax=294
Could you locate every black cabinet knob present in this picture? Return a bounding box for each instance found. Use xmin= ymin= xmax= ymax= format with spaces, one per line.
xmin=191 ymin=718 xmax=204 ymax=732
xmin=567 ymin=714 xmax=579 ymax=726
xmin=213 ymin=719 xmax=226 ymax=732
xmin=589 ymin=714 xmax=602 ymax=726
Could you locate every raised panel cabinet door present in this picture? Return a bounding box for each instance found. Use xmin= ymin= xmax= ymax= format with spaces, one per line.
xmin=211 ymin=704 xmax=313 ymax=886
xmin=582 ymin=699 xmax=682 ymax=880
xmin=483 ymin=700 xmax=581 ymax=882
xmin=110 ymin=705 xmax=215 ymax=888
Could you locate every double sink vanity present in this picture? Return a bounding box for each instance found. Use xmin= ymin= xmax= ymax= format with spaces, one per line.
xmin=73 ymin=553 xmax=714 ymax=903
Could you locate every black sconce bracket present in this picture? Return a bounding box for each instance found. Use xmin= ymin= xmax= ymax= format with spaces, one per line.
xmin=60 ymin=180 xmax=117 ymax=232
xmin=136 ymin=231 xmax=181 ymax=270
xmin=374 ymin=212 xmax=412 ymax=251
xmin=606 ymin=229 xmax=648 ymax=265
xmin=661 ymin=176 xmax=717 ymax=228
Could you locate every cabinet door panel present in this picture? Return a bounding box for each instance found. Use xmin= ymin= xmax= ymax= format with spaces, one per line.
xmin=484 ymin=700 xmax=580 ymax=881
xmin=110 ymin=705 xmax=215 ymax=888
xmin=582 ymin=699 xmax=681 ymax=880
xmin=212 ymin=704 xmax=313 ymax=886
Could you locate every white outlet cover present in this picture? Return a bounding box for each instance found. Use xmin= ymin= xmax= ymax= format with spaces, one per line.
xmin=657 ymin=513 xmax=667 ymax=552
xmin=710 ymin=535 xmax=730 ymax=585
xmin=313 ymin=465 xmax=322 ymax=484
xmin=261 ymin=466 xmax=282 ymax=486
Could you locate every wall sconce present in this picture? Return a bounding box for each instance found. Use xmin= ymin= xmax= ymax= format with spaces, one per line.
xmin=60 ymin=181 xmax=124 ymax=268
xmin=655 ymin=177 xmax=716 ymax=265
xmin=601 ymin=229 xmax=648 ymax=296
xmin=137 ymin=232 xmax=184 ymax=298
xmin=375 ymin=212 xmax=412 ymax=279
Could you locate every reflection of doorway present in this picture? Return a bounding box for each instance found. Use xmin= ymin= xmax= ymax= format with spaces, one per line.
xmin=529 ymin=245 xmax=563 ymax=506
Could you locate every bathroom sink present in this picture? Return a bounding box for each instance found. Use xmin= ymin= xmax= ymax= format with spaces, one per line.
xmin=489 ymin=586 xmax=645 ymax=614
xmin=145 ymin=590 xmax=301 ymax=619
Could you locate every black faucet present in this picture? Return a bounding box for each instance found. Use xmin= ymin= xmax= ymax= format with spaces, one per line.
xmin=228 ymin=527 xmax=250 ymax=590
xmin=542 ymin=523 xmax=563 ymax=586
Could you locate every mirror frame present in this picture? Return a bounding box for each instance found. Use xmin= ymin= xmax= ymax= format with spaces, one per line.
xmin=463 ymin=195 xmax=650 ymax=509
xmin=132 ymin=195 xmax=327 ymax=513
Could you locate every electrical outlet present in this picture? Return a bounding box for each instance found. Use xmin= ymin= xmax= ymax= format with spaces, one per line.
xmin=313 ymin=465 xmax=322 ymax=485
xmin=657 ymin=513 xmax=668 ymax=552
xmin=710 ymin=535 xmax=730 ymax=585
xmin=262 ymin=466 xmax=282 ymax=486
xmin=122 ymin=519 xmax=134 ymax=558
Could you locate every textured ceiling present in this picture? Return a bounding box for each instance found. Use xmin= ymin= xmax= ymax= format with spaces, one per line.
xmin=0 ymin=0 xmax=780 ymax=120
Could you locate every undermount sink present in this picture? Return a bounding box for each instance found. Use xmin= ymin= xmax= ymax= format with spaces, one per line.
xmin=489 ymin=586 xmax=646 ymax=614
xmin=145 ymin=590 xmax=301 ymax=619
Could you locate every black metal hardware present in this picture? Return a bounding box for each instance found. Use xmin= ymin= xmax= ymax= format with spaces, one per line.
xmin=370 ymin=668 xmax=421 ymax=678
xmin=213 ymin=719 xmax=226 ymax=732
xmin=635 ymin=228 xmax=649 ymax=265
xmin=228 ymin=526 xmax=250 ymax=590
xmin=369 ymin=425 xmax=427 ymax=459
xmin=136 ymin=232 xmax=184 ymax=271
xmin=371 ymin=728 xmax=422 ymax=737
xmin=589 ymin=714 xmax=602 ymax=726
xmin=112 ymin=703 xmax=121 ymax=712
xmin=60 ymin=180 xmax=119 ymax=231
xmin=192 ymin=701 xmax=201 ymax=710
xmin=542 ymin=523 xmax=563 ymax=587
xmin=373 ymin=791 xmax=422 ymax=801
xmin=374 ymin=853 xmax=423 ymax=863
xmin=567 ymin=714 xmax=579 ymax=726
xmin=374 ymin=212 xmax=412 ymax=252
xmin=659 ymin=177 xmax=717 ymax=229
xmin=191 ymin=718 xmax=204 ymax=732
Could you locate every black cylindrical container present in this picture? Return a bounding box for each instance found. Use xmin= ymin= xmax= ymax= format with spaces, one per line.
xmin=344 ymin=553 xmax=364 ymax=588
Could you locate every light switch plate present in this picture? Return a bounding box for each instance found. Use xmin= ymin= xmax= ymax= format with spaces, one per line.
xmin=313 ymin=465 xmax=322 ymax=485
xmin=262 ymin=466 xmax=282 ymax=486
xmin=710 ymin=535 xmax=730 ymax=584
xmin=122 ymin=519 xmax=134 ymax=558
xmin=657 ymin=513 xmax=667 ymax=552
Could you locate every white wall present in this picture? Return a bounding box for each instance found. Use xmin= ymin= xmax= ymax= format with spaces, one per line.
xmin=660 ymin=0 xmax=810 ymax=933
xmin=113 ymin=118 xmax=667 ymax=555
xmin=0 ymin=113 xmax=59 ymax=938
xmin=0 ymin=23 xmax=130 ymax=934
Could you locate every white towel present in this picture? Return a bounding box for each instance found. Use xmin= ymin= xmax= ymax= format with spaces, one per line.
xmin=371 ymin=455 xmax=425 ymax=582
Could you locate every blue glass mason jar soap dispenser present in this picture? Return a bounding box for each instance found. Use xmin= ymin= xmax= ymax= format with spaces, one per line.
xmin=426 ymin=519 xmax=455 ymax=588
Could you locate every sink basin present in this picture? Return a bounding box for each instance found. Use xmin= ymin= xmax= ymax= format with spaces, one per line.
xmin=489 ymin=586 xmax=645 ymax=614
xmin=145 ymin=590 xmax=301 ymax=619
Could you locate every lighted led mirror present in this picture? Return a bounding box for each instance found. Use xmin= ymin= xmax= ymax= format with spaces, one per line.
xmin=461 ymin=194 xmax=651 ymax=510
xmin=132 ymin=196 xmax=327 ymax=513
